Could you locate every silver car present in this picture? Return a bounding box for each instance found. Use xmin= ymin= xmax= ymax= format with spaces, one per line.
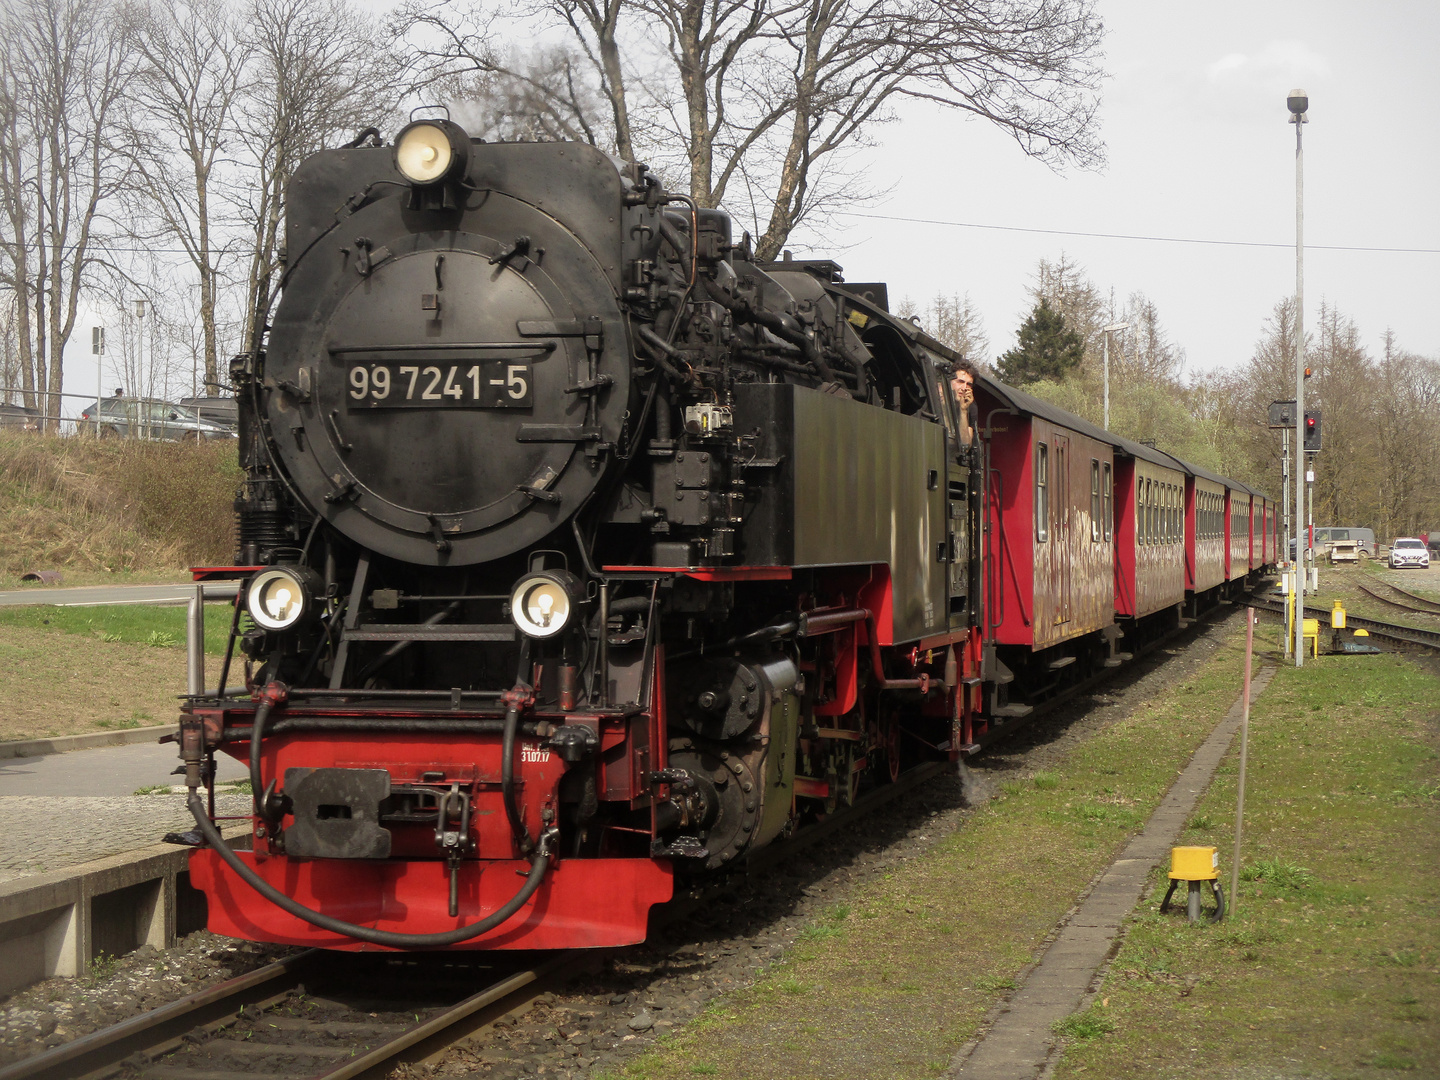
xmin=1388 ymin=538 xmax=1430 ymax=570
xmin=77 ymin=397 xmax=237 ymax=441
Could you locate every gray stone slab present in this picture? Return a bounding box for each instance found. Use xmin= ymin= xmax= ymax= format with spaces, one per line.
xmin=0 ymin=793 xmax=251 ymax=884
xmin=0 ymin=725 xmax=175 ymax=761
xmin=1038 ymin=943 xmax=1114 ymax=971
xmin=951 ymin=665 xmax=1275 ymax=1078
xmin=0 ymin=740 xmax=246 ymax=797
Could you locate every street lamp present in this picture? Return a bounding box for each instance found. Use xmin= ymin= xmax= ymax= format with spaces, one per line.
xmin=1289 ymin=88 xmax=1308 ymax=668
xmin=134 ymin=299 xmax=147 ymax=437
xmin=91 ymin=326 xmax=104 ymax=438
xmin=1101 ymin=322 xmax=1128 ymax=430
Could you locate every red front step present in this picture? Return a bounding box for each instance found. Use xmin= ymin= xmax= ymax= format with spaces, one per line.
xmin=190 ymin=851 xmax=673 ymax=951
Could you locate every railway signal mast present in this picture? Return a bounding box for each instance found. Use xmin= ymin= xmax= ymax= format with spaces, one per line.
xmin=1289 ymin=88 xmax=1309 ymax=668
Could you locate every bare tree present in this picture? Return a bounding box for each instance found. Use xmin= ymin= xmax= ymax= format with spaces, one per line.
xmin=751 ymin=0 xmax=1105 ymax=259
xmin=0 ymin=290 xmax=21 ymax=404
xmin=398 ymin=2 xmax=624 ymax=153
xmin=1027 ymin=253 xmax=1105 ymax=369
xmin=1115 ymin=292 xmax=1183 ymax=384
xmin=236 ymin=0 xmax=402 ymax=356
xmin=0 ymin=0 xmax=134 ymax=429
xmin=910 ymin=292 xmax=989 ymax=365
xmin=126 ymin=0 xmax=253 ymax=391
xmin=393 ymin=0 xmax=1106 ymax=257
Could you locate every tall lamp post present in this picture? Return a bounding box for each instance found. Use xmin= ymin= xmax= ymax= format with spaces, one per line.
xmin=1289 ymin=88 xmax=1308 ymax=667
xmin=1102 ymin=321 xmax=1129 ymax=430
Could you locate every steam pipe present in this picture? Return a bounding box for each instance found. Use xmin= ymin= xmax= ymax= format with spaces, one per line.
xmin=248 ymin=682 xmax=288 ymax=822
xmin=501 ymin=703 xmax=532 ymax=853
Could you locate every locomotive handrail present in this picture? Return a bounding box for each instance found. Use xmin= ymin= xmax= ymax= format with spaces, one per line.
xmin=328 ymin=341 xmax=555 ymax=354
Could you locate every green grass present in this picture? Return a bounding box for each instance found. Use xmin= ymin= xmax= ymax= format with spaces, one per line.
xmin=1055 ymin=1008 xmax=1115 ymax=1042
xmin=1054 ymin=652 xmax=1440 ymax=1078
xmin=0 ymin=603 xmax=233 ymax=655
xmin=601 ymin=620 xmax=1263 ymax=1080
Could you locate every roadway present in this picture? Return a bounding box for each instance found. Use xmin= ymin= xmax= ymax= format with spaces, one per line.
xmin=0 ymin=582 xmax=239 ymax=607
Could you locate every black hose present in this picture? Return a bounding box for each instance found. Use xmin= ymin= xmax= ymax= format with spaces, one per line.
xmin=341 ymin=126 xmax=381 ymax=149
xmin=249 ymin=696 xmax=275 ymax=820
xmin=186 ymin=794 xmax=550 ymax=948
xmin=656 ymin=214 xmax=693 ymax=283
xmin=636 ymin=325 xmax=696 ymax=390
xmin=500 ymin=704 xmax=532 ymax=853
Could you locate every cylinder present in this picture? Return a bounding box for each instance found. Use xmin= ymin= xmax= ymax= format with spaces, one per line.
xmin=187 ymin=583 xmax=205 ymax=696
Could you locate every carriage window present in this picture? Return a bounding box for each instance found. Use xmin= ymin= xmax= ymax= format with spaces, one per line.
xmin=1145 ymin=478 xmax=1153 ymax=545
xmin=1102 ymin=462 xmax=1113 ymax=541
xmin=1035 ymin=443 xmax=1049 ymax=543
xmin=1090 ymin=460 xmax=1101 ymax=542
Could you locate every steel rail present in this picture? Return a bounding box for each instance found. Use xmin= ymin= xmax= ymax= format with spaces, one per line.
xmin=1354 ymin=578 xmax=1440 ymax=616
xmin=0 ymin=951 xmax=578 ymax=1080
xmin=1252 ymin=597 xmax=1440 ymax=652
xmin=313 ymin=952 xmax=576 ymax=1080
xmin=0 ymin=952 xmax=320 ymax=1080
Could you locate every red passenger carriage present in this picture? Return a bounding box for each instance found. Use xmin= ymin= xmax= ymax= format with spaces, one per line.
xmin=1111 ymin=437 xmax=1187 ymax=647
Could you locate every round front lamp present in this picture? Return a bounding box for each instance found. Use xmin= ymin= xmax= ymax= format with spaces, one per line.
xmin=247 ymin=567 xmax=320 ymax=632
xmin=510 ymin=570 xmax=583 ymax=639
xmin=394 ymin=120 xmax=469 ymax=186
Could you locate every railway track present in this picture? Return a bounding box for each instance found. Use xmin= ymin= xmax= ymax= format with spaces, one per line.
xmin=1354 ymin=578 xmax=1440 ymax=617
xmin=0 ymin=950 xmax=575 ymax=1080
xmin=1251 ymin=596 xmax=1440 ymax=652
xmin=0 ymin=595 xmax=1272 ymax=1080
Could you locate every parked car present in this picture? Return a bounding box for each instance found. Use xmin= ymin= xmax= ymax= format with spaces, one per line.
xmin=1328 ymin=539 xmax=1359 ymax=564
xmin=77 ymin=397 xmax=237 ymax=441
xmin=0 ymin=403 xmax=42 ymax=432
xmin=1289 ymin=525 xmax=1377 ymax=560
xmin=179 ymin=395 xmax=239 ymax=429
xmin=1388 ymin=538 xmax=1430 ymax=570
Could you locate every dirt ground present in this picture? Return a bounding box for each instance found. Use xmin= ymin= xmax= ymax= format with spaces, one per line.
xmin=0 ymin=625 xmax=187 ymax=741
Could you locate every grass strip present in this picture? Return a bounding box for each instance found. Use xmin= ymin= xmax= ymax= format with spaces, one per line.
xmin=1054 ymin=651 xmax=1440 ymax=1078
xmin=606 ymin=619 xmax=1258 ymax=1080
xmin=0 ymin=603 xmax=233 ymax=656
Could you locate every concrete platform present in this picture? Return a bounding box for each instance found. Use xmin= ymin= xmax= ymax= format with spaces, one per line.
xmin=0 ymin=824 xmax=251 ymax=996
xmin=0 ymin=736 xmax=255 ymax=996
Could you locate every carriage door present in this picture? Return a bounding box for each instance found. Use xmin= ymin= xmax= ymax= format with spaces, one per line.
xmin=1053 ymin=436 xmax=1072 ymax=624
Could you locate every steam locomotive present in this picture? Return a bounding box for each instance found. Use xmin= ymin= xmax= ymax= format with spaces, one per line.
xmin=176 ymin=119 xmax=1273 ymax=951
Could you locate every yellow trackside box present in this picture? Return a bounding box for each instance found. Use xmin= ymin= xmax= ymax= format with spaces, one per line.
xmin=1169 ymin=846 xmax=1219 ymax=881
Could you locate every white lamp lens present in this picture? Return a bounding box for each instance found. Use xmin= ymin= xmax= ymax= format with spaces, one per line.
xmin=510 ymin=574 xmax=577 ymax=638
xmin=396 ymin=124 xmax=453 ymax=183
xmin=248 ymin=569 xmax=309 ymax=631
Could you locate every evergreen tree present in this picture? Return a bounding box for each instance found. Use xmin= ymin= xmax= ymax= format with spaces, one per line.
xmin=995 ymin=299 xmax=1085 ymax=385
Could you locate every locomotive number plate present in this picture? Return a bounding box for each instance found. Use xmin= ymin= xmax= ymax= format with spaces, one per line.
xmin=345 ymin=363 xmax=533 ymax=409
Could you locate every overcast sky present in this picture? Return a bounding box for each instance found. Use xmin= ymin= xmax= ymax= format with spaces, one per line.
xmin=804 ymin=0 xmax=1439 ymax=375
xmin=60 ymin=0 xmax=1439 ymax=408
